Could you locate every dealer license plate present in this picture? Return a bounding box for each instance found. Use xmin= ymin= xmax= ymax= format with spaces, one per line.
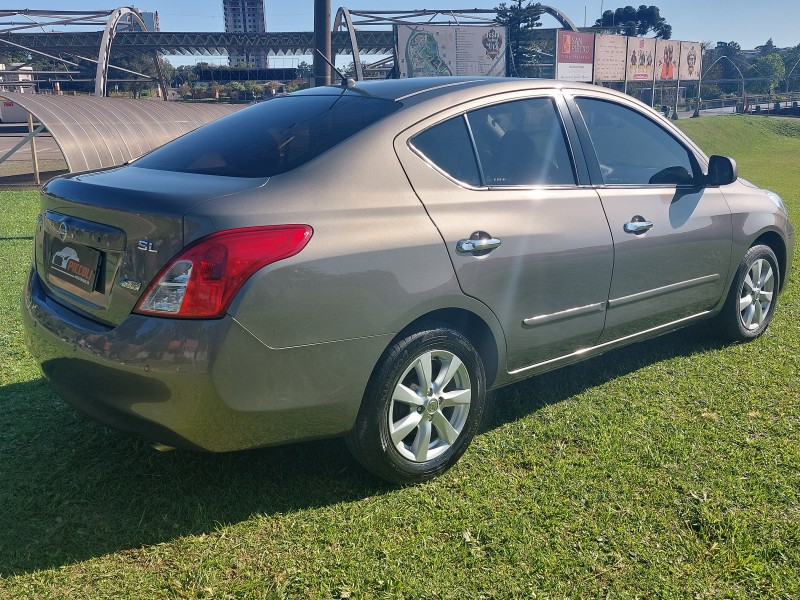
xmin=47 ymin=237 xmax=101 ymax=293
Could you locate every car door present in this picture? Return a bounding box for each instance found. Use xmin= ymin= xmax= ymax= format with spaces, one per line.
xmin=567 ymin=94 xmax=733 ymax=342
xmin=395 ymin=93 xmax=614 ymax=372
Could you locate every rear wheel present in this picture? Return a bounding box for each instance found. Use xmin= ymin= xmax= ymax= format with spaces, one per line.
xmin=717 ymin=245 xmax=780 ymax=341
xmin=347 ymin=326 xmax=486 ymax=484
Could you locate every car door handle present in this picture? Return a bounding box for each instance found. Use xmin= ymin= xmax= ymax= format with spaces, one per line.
xmin=623 ymin=219 xmax=654 ymax=234
xmin=456 ymin=237 xmax=502 ymax=255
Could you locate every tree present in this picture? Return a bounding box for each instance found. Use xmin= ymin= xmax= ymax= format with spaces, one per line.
xmin=494 ymin=1 xmax=543 ymax=77
xmin=783 ymin=43 xmax=800 ymax=93
xmin=593 ymin=5 xmax=671 ymax=38
xmin=173 ymin=64 xmax=198 ymax=88
xmin=243 ymin=80 xmax=262 ymax=101
xmin=100 ymin=52 xmax=174 ymax=98
xmin=0 ymin=50 xmax=31 ymax=64
xmin=342 ymin=61 xmax=368 ymax=78
xmin=756 ymin=38 xmax=776 ymax=57
xmin=296 ymin=61 xmax=313 ymax=80
xmin=265 ymin=80 xmax=282 ymax=97
xmin=753 ymin=53 xmax=785 ymax=95
xmin=226 ymin=81 xmax=246 ymax=100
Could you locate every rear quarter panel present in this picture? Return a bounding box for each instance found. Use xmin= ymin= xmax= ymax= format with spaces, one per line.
xmin=185 ymin=118 xmax=507 ymax=358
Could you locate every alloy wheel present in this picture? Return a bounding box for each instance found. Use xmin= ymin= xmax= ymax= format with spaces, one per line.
xmin=388 ymin=349 xmax=471 ymax=463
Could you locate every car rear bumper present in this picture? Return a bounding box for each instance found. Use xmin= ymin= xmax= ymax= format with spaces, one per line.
xmin=22 ymin=267 xmax=387 ymax=451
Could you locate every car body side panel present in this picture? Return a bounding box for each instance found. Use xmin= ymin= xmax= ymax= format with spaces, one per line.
xmin=395 ymin=136 xmax=614 ymax=372
xmin=209 ymin=321 xmax=392 ymax=447
xmin=224 ymin=205 xmax=465 ymax=349
xmin=597 ymin=186 xmax=733 ymax=341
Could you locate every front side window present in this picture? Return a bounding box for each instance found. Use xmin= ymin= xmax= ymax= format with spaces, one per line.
xmin=467 ymin=97 xmax=576 ymax=186
xmin=575 ymin=97 xmax=696 ymax=186
xmin=134 ymin=92 xmax=400 ymax=178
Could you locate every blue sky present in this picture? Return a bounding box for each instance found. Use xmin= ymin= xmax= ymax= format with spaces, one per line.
xmin=12 ymin=1 xmax=799 ymax=67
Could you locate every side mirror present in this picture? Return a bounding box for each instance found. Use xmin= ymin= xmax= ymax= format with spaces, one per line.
xmin=707 ymin=155 xmax=738 ymax=186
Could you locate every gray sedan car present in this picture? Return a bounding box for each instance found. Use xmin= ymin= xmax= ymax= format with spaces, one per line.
xmin=22 ymin=77 xmax=794 ymax=483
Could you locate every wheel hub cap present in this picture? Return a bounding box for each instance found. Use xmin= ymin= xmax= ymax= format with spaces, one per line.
xmin=426 ymin=398 xmax=440 ymax=416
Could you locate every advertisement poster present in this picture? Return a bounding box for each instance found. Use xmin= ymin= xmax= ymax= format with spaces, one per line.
xmin=679 ymin=41 xmax=702 ymax=80
xmin=655 ymin=39 xmax=680 ymax=81
xmin=594 ymin=34 xmax=628 ymax=81
xmin=626 ymin=37 xmax=655 ymax=81
xmin=556 ymin=30 xmax=595 ymax=81
xmin=396 ymin=25 xmax=506 ymax=78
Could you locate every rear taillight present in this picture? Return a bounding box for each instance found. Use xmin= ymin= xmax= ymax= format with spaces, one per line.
xmin=134 ymin=225 xmax=312 ymax=318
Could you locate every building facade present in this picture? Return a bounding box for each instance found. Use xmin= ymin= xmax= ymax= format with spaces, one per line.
xmin=223 ymin=0 xmax=268 ymax=68
xmin=117 ymin=8 xmax=160 ymax=32
xmin=139 ymin=11 xmax=160 ymax=32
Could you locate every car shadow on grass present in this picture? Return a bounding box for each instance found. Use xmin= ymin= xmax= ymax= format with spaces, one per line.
xmin=0 ymin=324 xmax=728 ymax=576
xmin=479 ymin=323 xmax=729 ymax=433
xmin=0 ymin=377 xmax=394 ymax=576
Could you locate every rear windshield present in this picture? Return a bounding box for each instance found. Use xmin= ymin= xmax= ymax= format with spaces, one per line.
xmin=134 ymin=92 xmax=400 ymax=178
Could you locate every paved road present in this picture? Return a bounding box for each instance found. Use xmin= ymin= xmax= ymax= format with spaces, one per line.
xmin=0 ymin=133 xmax=63 ymax=162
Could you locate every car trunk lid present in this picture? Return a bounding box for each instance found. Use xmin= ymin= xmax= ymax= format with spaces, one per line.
xmin=35 ymin=166 xmax=266 ymax=326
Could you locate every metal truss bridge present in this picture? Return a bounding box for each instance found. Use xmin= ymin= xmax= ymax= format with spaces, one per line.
xmin=0 ymin=30 xmax=395 ymax=57
xmin=0 ymin=6 xmax=578 ymax=93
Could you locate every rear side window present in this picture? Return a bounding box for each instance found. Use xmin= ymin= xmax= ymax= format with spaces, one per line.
xmin=467 ymin=97 xmax=576 ymax=186
xmin=134 ymin=93 xmax=400 ymax=178
xmin=409 ymin=97 xmax=576 ymax=187
xmin=410 ymin=116 xmax=481 ymax=186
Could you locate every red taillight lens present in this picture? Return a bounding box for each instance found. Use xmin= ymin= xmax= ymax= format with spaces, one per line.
xmin=134 ymin=225 xmax=312 ymax=319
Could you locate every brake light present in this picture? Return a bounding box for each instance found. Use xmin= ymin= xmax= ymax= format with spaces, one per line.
xmin=134 ymin=225 xmax=312 ymax=318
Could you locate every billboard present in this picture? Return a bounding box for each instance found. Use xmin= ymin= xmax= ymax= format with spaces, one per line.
xmin=679 ymin=41 xmax=702 ymax=80
xmin=626 ymin=37 xmax=656 ymax=81
xmin=396 ymin=25 xmax=506 ymax=78
xmin=594 ymin=34 xmax=628 ymax=82
xmin=656 ymin=39 xmax=679 ymax=81
xmin=556 ymin=30 xmax=595 ymax=81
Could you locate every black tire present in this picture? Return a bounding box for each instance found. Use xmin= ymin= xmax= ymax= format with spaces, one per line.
xmin=347 ymin=326 xmax=486 ymax=484
xmin=716 ymin=245 xmax=780 ymax=342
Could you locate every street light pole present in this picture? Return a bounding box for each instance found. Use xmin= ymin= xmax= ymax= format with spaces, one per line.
xmin=312 ymin=0 xmax=331 ymax=87
xmin=692 ymin=62 xmax=703 ymax=117
xmin=786 ymin=57 xmax=800 ymax=109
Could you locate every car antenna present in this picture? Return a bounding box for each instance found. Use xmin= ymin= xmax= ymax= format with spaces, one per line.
xmin=315 ymin=49 xmax=356 ymax=88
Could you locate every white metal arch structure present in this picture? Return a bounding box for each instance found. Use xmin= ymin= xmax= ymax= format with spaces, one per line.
xmin=0 ymin=92 xmax=242 ymax=172
xmin=539 ymin=6 xmax=579 ymax=31
xmin=96 ymin=7 xmax=151 ymax=97
xmin=333 ymin=6 xmax=579 ymax=81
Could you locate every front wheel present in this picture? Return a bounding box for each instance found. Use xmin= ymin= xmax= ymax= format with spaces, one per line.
xmin=347 ymin=327 xmax=486 ymax=484
xmin=716 ymin=244 xmax=780 ymax=342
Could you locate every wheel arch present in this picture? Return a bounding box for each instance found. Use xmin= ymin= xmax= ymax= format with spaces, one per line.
xmin=752 ymin=230 xmax=787 ymax=291
xmin=390 ymin=308 xmax=502 ymax=389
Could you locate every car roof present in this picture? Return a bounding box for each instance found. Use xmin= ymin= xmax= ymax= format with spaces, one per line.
xmin=342 ymin=77 xmax=499 ymax=101
xmin=293 ymin=76 xmax=632 ymax=108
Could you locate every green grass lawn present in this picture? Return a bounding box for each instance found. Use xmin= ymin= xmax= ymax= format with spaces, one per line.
xmin=0 ymin=115 xmax=798 ymax=598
